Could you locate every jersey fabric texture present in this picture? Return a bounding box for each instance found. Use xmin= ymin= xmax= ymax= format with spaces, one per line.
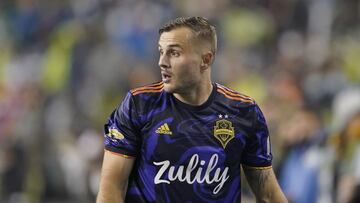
xmin=103 ymin=81 xmax=272 ymax=203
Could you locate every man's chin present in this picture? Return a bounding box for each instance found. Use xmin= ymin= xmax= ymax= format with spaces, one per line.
xmin=163 ymin=84 xmax=175 ymax=93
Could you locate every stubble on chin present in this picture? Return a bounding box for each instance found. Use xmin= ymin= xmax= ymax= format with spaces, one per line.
xmin=163 ymin=84 xmax=174 ymax=93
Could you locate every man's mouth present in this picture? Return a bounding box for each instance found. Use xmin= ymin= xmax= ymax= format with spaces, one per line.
xmin=162 ymin=73 xmax=172 ymax=83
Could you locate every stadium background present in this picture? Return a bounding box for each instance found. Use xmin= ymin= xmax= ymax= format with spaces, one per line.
xmin=0 ymin=0 xmax=359 ymax=202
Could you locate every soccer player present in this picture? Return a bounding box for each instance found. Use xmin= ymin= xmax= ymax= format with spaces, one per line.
xmin=97 ymin=17 xmax=287 ymax=203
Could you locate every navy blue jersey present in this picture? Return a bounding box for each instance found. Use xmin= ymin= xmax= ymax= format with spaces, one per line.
xmin=104 ymin=82 xmax=272 ymax=203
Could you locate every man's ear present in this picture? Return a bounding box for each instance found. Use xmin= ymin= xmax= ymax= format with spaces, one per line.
xmin=201 ymin=51 xmax=214 ymax=70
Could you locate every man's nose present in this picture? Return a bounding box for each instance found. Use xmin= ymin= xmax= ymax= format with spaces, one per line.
xmin=158 ymin=54 xmax=170 ymax=69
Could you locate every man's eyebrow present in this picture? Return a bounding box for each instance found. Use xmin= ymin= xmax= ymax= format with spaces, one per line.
xmin=158 ymin=44 xmax=183 ymax=49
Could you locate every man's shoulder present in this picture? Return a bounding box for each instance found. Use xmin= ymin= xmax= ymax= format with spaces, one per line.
xmin=125 ymin=81 xmax=166 ymax=112
xmin=215 ymin=83 xmax=255 ymax=105
xmin=129 ymin=81 xmax=165 ymax=97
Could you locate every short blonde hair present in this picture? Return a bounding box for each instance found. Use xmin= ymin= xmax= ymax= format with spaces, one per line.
xmin=159 ymin=17 xmax=217 ymax=54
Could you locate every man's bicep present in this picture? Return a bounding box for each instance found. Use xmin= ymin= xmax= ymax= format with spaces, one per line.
xmin=100 ymin=150 xmax=135 ymax=184
xmin=97 ymin=150 xmax=135 ymax=203
xmin=242 ymin=165 xmax=287 ymax=203
xmin=242 ymin=166 xmax=273 ymax=195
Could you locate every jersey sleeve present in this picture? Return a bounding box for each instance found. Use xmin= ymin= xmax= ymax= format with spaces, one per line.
xmin=241 ymin=103 xmax=272 ymax=168
xmin=103 ymin=92 xmax=140 ymax=157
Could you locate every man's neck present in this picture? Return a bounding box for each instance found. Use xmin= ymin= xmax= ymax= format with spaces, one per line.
xmin=173 ymin=81 xmax=213 ymax=106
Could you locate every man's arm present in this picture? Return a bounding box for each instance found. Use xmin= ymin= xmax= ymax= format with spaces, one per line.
xmin=243 ymin=165 xmax=288 ymax=203
xmin=96 ymin=150 xmax=135 ymax=203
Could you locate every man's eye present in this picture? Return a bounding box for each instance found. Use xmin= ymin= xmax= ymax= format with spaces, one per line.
xmin=171 ymin=51 xmax=180 ymax=57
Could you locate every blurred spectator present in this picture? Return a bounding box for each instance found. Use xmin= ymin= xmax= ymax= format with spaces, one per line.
xmin=278 ymin=107 xmax=329 ymax=203
xmin=331 ymin=87 xmax=360 ymax=203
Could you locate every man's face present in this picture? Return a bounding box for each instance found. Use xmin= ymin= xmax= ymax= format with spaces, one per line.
xmin=158 ymin=27 xmax=203 ymax=94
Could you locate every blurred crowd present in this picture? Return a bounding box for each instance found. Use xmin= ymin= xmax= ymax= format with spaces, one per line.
xmin=0 ymin=0 xmax=359 ymax=203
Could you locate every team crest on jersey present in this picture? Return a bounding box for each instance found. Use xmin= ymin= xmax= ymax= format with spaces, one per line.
xmin=214 ymin=119 xmax=235 ymax=148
